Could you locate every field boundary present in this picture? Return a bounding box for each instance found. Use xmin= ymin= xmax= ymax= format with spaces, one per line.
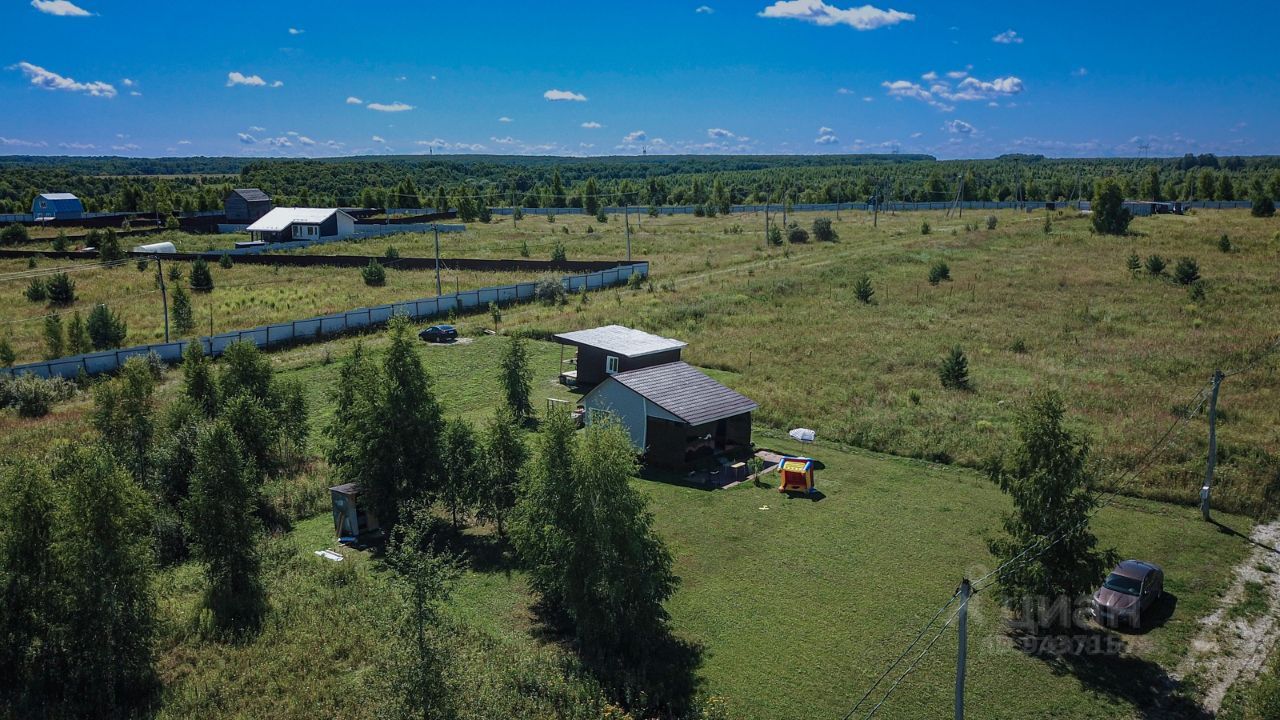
xmin=1 ymin=261 xmax=648 ymax=380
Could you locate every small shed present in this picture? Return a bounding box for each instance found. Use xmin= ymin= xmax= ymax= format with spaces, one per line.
xmin=132 ymin=241 xmax=176 ymax=254
xmin=224 ymin=188 xmax=273 ymax=223
xmin=31 ymin=193 xmax=85 ymax=220
xmin=553 ymin=324 xmax=687 ymax=387
xmin=582 ymin=361 xmax=758 ymax=468
xmin=329 ymin=483 xmax=381 ymax=541
xmin=246 ymin=207 xmax=355 ymax=243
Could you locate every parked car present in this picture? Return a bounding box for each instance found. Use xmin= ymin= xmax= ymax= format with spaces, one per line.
xmin=1093 ymin=560 xmax=1164 ymax=629
xmin=418 ymin=324 xmax=458 ymax=343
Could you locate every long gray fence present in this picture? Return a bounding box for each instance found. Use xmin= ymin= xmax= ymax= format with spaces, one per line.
xmin=3 ymin=261 xmax=649 ymax=380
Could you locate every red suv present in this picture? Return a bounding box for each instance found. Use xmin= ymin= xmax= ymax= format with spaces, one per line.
xmin=1092 ymin=560 xmax=1164 ymax=629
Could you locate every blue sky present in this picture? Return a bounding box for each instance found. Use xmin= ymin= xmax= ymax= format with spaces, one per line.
xmin=2 ymin=0 xmax=1276 ymax=159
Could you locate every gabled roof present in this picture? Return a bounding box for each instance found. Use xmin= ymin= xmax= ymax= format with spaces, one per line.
xmin=230 ymin=188 xmax=271 ymax=203
xmin=246 ymin=207 xmax=351 ymax=232
xmin=553 ymin=325 xmax=686 ymax=358
xmin=37 ymin=192 xmax=80 ymax=201
xmin=607 ymin=361 xmax=757 ymax=426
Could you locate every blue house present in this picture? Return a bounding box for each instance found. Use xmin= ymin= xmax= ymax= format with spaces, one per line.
xmin=31 ymin=193 xmax=85 ymax=220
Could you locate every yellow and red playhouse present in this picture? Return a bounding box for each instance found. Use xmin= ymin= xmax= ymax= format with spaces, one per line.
xmin=777 ymin=456 xmax=816 ymax=494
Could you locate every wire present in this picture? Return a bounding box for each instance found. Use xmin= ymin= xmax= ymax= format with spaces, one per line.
xmin=0 ymin=258 xmax=135 ymax=282
xmin=839 ymin=589 xmax=961 ymax=720
xmin=862 ymin=606 xmax=963 ymax=719
xmin=0 ymin=302 xmax=109 ymax=326
xmin=1223 ymin=335 xmax=1280 ymax=378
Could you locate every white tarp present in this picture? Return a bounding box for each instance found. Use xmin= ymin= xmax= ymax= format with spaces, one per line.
xmin=789 ymin=428 xmax=816 ymax=442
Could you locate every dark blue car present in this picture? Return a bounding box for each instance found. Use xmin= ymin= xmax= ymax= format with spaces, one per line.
xmin=418 ymin=324 xmax=458 ymax=343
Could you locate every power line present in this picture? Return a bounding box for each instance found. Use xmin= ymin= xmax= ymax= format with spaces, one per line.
xmin=862 ymin=606 xmax=963 ymax=719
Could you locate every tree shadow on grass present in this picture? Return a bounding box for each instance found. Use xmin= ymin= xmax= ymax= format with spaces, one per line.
xmin=1009 ymin=619 xmax=1207 ymax=719
xmin=528 ymin=598 xmax=706 ymax=719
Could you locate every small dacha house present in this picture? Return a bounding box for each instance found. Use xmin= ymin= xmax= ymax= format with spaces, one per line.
xmin=582 ymin=360 xmax=758 ymax=469
xmin=224 ymin=188 xmax=273 ymax=223
xmin=31 ymin=193 xmax=84 ymax=220
xmin=553 ymin=324 xmax=686 ymax=387
xmin=246 ymin=207 xmax=356 ymax=243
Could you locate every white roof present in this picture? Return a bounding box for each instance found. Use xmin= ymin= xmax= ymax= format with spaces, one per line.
xmin=246 ymin=207 xmax=348 ymax=232
xmin=38 ymin=192 xmax=80 ymax=201
xmin=553 ymin=324 xmax=686 ymax=357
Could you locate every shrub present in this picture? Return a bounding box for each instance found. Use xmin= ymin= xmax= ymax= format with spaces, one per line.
xmin=1010 ymin=337 xmax=1029 ymax=354
xmin=1144 ymin=254 xmax=1166 ymax=276
xmin=218 ymin=253 xmax=233 ymax=269
xmin=24 ymin=277 xmax=48 ymax=302
xmin=812 ymin=217 xmax=838 ymax=242
xmin=627 ymin=271 xmax=644 ymax=290
xmin=1252 ymin=194 xmax=1276 ymax=218
xmin=46 ymin=272 xmax=76 ymax=306
xmin=165 ymin=215 xmax=179 ymax=230
xmin=0 ymin=373 xmax=77 ymax=417
xmin=361 ymin=259 xmax=387 ymax=286
xmin=928 ymin=260 xmax=951 ymax=285
xmin=384 ymin=246 xmax=400 ymax=260
xmin=512 ymin=206 xmax=524 ymax=221
xmin=1218 ymin=234 xmax=1232 ymax=253
xmin=136 ymin=259 xmax=150 ymax=272
xmin=1042 ymin=214 xmax=1052 ymax=234
xmin=908 ymin=389 xmax=922 ymax=405
xmin=87 ymin=304 xmax=127 ymax=350
xmin=1174 ymin=257 xmax=1201 ymax=285
xmin=595 ymin=208 xmax=607 ymax=223
xmin=167 ymin=265 xmax=183 ymax=282
xmin=921 ymin=220 xmax=931 ymax=235
xmin=534 ymin=276 xmax=567 ymax=306
xmin=478 ymin=204 xmax=492 ymax=223
xmin=787 ymin=225 xmax=809 ymax=244
xmin=51 ymin=230 xmax=69 ymax=252
xmin=519 ymin=239 xmax=530 ymax=258
xmin=648 ymin=204 xmax=659 ymax=217
xmin=767 ymin=224 xmax=783 ymax=246
xmin=0 ymin=337 xmax=13 ymax=367
xmin=1188 ymin=280 xmax=1206 ymax=303
xmin=98 ymin=229 xmax=124 ymax=262
xmin=939 ymin=346 xmax=971 ymax=391
xmin=986 ymin=215 xmax=998 ymax=230
xmin=1091 ymin=178 xmax=1132 ymax=235
xmin=190 ymin=257 xmax=214 ymax=292
xmin=550 ymin=240 xmax=567 ymax=262
xmin=1 ymin=222 xmax=30 ymax=245
xmin=585 ymin=225 xmax=594 ymax=234
xmin=853 ymin=274 xmax=874 ymax=304
xmin=172 ymin=285 xmax=195 ymax=335
xmin=1125 ymin=252 xmax=1141 ymax=273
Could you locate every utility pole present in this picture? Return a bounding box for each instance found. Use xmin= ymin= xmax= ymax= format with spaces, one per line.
xmin=764 ymin=200 xmax=770 ymax=247
xmin=433 ymin=223 xmax=442 ymax=296
xmin=955 ymin=578 xmax=971 ymax=720
xmin=1201 ymin=369 xmax=1225 ymax=521
xmin=511 ymin=189 xmax=518 ymax=228
xmin=624 ymin=203 xmax=631 ymax=262
xmin=154 ymin=256 xmax=170 ymax=342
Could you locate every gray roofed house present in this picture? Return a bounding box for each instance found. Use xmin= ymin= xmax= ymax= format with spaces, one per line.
xmin=553 ymin=324 xmax=687 ymax=386
xmin=31 ymin=193 xmax=85 ymax=220
xmin=224 ymin=188 xmax=273 ymax=223
xmin=581 ymin=360 xmax=757 ymax=468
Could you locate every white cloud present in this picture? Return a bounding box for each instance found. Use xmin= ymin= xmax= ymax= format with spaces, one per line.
xmin=121 ymin=78 xmax=135 ymax=87
xmin=0 ymin=136 xmax=48 ymax=147
xmin=226 ymin=71 xmax=282 ymax=88
xmin=298 ymin=136 xmax=317 ymax=145
xmin=288 ymin=27 xmax=304 ymax=35
xmin=944 ymin=119 xmax=976 ymax=135
xmin=1072 ymin=67 xmax=1088 ymax=77
xmin=238 ymin=133 xmax=257 ymax=144
xmin=30 ymin=0 xmax=92 ymax=17
xmin=758 ymin=1 xmax=914 ymax=30
xmin=499 ymin=116 xmax=514 ymax=123
xmin=836 ymin=87 xmax=854 ymax=94
xmin=346 ymin=96 xmax=363 ymax=105
xmin=946 ymin=75 xmax=1023 ymax=100
xmin=881 ymin=80 xmax=952 ymax=111
xmin=129 ymin=90 xmax=141 ymax=97
xmin=415 ymin=138 xmax=487 ymax=153
xmin=992 ymin=29 xmax=1022 ymax=44
xmin=544 ymin=89 xmax=587 ymax=102
xmin=59 ymin=141 xmax=96 ymax=150
xmin=367 ymin=101 xmax=414 ymax=112
xmin=371 ymin=135 xmax=385 ymax=143
xmin=707 ymin=128 xmax=737 ymax=139
xmin=946 ymin=67 xmax=970 ymax=79
xmin=177 ymin=139 xmax=191 ymax=145
xmin=815 ymin=127 xmax=839 ymax=144
xmin=921 ymin=71 xmax=938 ymax=81
xmin=490 ymin=136 xmax=519 ymax=145
xmin=112 ymin=143 xmax=140 ymax=151
xmin=249 ymin=125 xmax=266 ymax=132
xmin=863 ymin=96 xmax=873 ymax=102
xmin=11 ymin=61 xmax=115 ymax=97
xmin=696 ymin=4 xmax=714 ymax=12
xmin=621 ymin=130 xmax=648 ymax=144
xmin=581 ymin=121 xmax=603 ymax=128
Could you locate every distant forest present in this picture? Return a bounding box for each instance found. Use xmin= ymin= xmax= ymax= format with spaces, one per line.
xmin=2 ymin=153 xmax=1279 ymax=215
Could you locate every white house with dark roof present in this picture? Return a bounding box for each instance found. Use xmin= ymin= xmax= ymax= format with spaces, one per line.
xmin=581 ymin=360 xmax=758 ymax=468
xmin=245 ymin=207 xmax=355 ymax=243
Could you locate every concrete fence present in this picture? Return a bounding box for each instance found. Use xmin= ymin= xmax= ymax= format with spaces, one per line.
xmin=1 ymin=261 xmax=649 ymax=380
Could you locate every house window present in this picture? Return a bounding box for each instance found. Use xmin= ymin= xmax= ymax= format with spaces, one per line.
xmin=605 ymin=355 xmax=620 ymax=375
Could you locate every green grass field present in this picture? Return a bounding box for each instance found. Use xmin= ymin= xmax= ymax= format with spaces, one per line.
xmin=130 ymin=335 xmax=1256 ymax=720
